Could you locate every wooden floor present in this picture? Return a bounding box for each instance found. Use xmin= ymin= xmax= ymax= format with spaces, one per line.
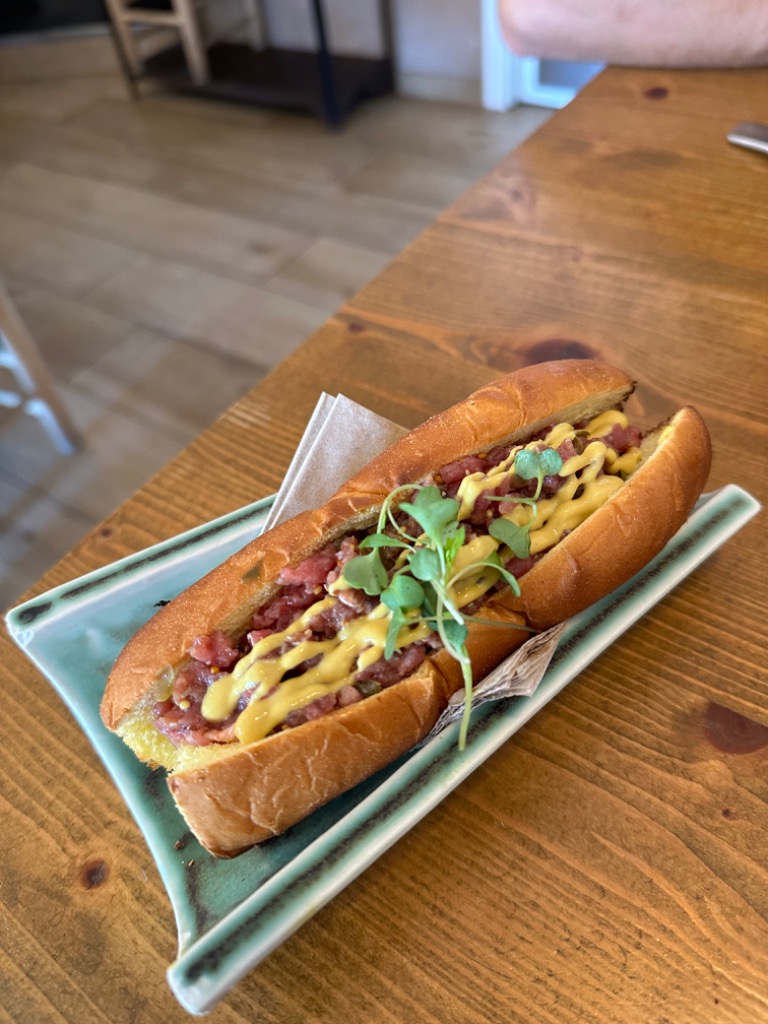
xmin=0 ymin=64 xmax=551 ymax=611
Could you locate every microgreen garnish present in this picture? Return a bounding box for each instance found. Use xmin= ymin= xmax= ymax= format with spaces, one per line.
xmin=487 ymin=446 xmax=565 ymax=558
xmin=488 ymin=517 xmax=531 ymax=559
xmin=343 ymin=445 xmax=564 ymax=750
xmin=514 ymin=445 xmax=563 ymax=483
xmin=342 ymin=548 xmax=389 ymax=595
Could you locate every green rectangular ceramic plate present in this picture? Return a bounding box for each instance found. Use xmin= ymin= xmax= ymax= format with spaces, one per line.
xmin=5 ymin=484 xmax=759 ymax=1015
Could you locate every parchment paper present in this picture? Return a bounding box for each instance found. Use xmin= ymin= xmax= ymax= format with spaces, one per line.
xmin=263 ymin=394 xmax=408 ymax=531
xmin=266 ymin=393 xmax=565 ymax=737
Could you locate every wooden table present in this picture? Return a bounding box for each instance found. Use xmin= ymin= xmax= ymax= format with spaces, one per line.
xmin=3 ymin=66 xmax=767 ymax=1023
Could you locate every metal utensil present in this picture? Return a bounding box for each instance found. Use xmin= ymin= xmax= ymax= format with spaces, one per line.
xmin=727 ymin=121 xmax=768 ymax=156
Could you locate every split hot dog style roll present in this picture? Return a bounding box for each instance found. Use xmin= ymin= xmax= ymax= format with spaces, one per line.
xmin=101 ymin=360 xmax=711 ymax=857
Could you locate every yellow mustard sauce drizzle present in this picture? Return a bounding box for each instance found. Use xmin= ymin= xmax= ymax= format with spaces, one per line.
xmin=197 ymin=410 xmax=641 ymax=745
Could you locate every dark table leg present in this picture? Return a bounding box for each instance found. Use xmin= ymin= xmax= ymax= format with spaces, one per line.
xmin=310 ymin=0 xmax=341 ymax=128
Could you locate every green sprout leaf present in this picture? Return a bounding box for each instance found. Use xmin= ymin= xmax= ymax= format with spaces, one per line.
xmin=513 ymin=448 xmax=540 ymax=481
xmin=420 ymin=584 xmax=437 ymax=620
xmin=383 ymin=605 xmax=406 ymax=660
xmin=399 ymin=489 xmax=460 ymax=548
xmin=539 ymin=447 xmax=564 ymax=476
xmin=383 ymin=573 xmax=425 ymax=611
xmin=343 ymin=550 xmax=388 ymax=596
xmin=409 ymin=546 xmax=441 ymax=581
xmin=514 ymin=446 xmax=565 ymax=502
xmin=514 ymin=446 xmax=563 ymax=481
xmin=442 ymin=617 xmax=468 ymax=650
xmin=442 ymin=522 xmax=466 ymax=573
xmin=380 ymin=574 xmax=426 ymax=659
xmin=489 ymin=516 xmax=531 ymax=559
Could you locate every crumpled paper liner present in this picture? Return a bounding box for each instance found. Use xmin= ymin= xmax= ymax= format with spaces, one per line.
xmin=266 ymin=393 xmax=566 ymax=738
xmin=426 ymin=621 xmax=567 ymax=738
xmin=263 ymin=394 xmax=408 ymax=531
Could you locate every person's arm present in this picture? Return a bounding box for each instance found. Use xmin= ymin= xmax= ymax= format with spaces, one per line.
xmin=498 ymin=0 xmax=768 ymax=67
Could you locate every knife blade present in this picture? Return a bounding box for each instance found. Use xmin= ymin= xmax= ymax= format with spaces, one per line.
xmin=727 ymin=121 xmax=768 ymax=156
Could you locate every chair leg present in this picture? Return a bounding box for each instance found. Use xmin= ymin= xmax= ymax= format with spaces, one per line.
xmin=175 ymin=0 xmax=210 ymax=84
xmin=0 ymin=285 xmax=80 ymax=456
xmin=241 ymin=0 xmax=266 ymax=50
xmin=102 ymin=0 xmax=145 ymax=77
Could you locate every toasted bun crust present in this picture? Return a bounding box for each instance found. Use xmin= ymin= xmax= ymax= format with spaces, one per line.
xmin=168 ymin=661 xmax=457 ymax=856
xmin=101 ymin=360 xmax=712 ymax=856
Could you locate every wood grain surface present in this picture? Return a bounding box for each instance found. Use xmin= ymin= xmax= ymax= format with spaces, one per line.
xmin=2 ymin=66 xmax=767 ymax=1024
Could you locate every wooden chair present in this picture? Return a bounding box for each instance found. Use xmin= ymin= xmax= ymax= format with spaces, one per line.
xmin=0 ymin=283 xmax=80 ymax=455
xmin=102 ymin=0 xmax=213 ymax=86
xmin=102 ymin=0 xmax=264 ymax=87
